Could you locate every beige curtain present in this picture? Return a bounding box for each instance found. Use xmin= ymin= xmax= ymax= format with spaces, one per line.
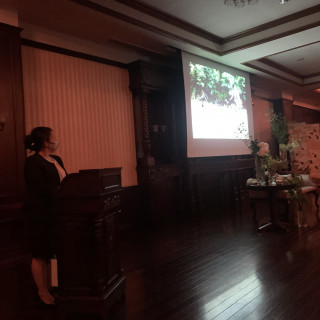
xmin=22 ymin=46 xmax=137 ymax=187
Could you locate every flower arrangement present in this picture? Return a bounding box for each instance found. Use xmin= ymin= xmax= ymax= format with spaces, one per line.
xmin=257 ymin=142 xmax=270 ymax=157
xmin=265 ymin=154 xmax=287 ymax=175
xmin=245 ymin=138 xmax=272 ymax=183
xmin=235 ymin=123 xmax=269 ymax=157
xmin=247 ymin=138 xmax=269 ymax=157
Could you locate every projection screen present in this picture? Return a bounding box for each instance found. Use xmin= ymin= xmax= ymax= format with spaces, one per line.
xmin=182 ymin=51 xmax=254 ymax=157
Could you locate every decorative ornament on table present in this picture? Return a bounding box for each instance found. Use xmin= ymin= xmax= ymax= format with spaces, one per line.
xmin=279 ymin=141 xmax=300 ymax=162
xmin=234 ymin=124 xmax=269 ymax=184
xmin=247 ymin=138 xmax=270 ymax=184
xmin=235 ymin=123 xmax=274 ymax=184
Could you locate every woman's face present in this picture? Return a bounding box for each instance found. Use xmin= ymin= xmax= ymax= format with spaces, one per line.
xmin=45 ymin=131 xmax=59 ymax=153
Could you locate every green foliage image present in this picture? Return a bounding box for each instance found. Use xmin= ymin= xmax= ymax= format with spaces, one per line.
xmin=189 ymin=62 xmax=246 ymax=108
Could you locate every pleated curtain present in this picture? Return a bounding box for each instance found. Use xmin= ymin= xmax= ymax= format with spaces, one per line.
xmin=22 ymin=46 xmax=137 ymax=187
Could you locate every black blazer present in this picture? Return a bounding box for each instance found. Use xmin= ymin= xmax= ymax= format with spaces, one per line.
xmin=24 ymin=153 xmax=67 ymax=209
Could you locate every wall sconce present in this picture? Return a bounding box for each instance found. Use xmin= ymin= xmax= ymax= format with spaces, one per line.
xmin=153 ymin=124 xmax=159 ymax=133
xmin=0 ymin=115 xmax=7 ymax=131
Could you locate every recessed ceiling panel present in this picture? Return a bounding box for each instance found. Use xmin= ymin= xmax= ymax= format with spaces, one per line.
xmin=133 ymin=0 xmax=320 ymax=37
xmin=265 ymin=42 xmax=320 ymax=76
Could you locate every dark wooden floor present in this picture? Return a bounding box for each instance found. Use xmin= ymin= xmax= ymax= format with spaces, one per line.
xmin=7 ymin=201 xmax=320 ymax=319
xmin=120 ymin=203 xmax=320 ymax=320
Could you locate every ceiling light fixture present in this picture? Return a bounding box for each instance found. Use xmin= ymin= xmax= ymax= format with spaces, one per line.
xmin=224 ymin=0 xmax=290 ymax=7
xmin=224 ymin=0 xmax=258 ymax=7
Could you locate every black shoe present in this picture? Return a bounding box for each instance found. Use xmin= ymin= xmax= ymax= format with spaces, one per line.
xmin=49 ymin=286 xmax=59 ymax=299
xmin=36 ymin=294 xmax=57 ymax=308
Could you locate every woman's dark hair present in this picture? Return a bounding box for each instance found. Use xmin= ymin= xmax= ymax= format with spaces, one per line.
xmin=24 ymin=126 xmax=52 ymax=152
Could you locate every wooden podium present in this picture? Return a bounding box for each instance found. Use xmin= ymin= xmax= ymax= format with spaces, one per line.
xmin=53 ymin=168 xmax=125 ymax=319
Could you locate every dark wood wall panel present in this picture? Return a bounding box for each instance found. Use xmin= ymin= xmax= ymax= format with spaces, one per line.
xmin=188 ymin=158 xmax=254 ymax=213
xmin=292 ymin=104 xmax=320 ymax=123
xmin=0 ymin=23 xmax=25 ymax=205
xmin=0 ymin=204 xmax=33 ymax=320
xmin=0 ymin=23 xmax=31 ymax=320
xmin=274 ymin=98 xmax=320 ymax=124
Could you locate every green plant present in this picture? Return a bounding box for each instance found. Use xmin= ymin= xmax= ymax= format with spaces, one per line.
xmin=249 ymin=138 xmax=260 ymax=154
xmin=268 ymin=110 xmax=289 ymax=145
xmin=283 ymin=175 xmax=305 ymax=209
xmin=265 ymin=155 xmax=286 ymax=174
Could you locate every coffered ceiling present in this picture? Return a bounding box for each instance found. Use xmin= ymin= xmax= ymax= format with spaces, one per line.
xmin=1 ymin=0 xmax=320 ymax=103
xmin=109 ymin=0 xmax=320 ymax=92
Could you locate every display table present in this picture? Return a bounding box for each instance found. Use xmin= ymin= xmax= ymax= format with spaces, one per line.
xmin=247 ymin=183 xmax=296 ymax=232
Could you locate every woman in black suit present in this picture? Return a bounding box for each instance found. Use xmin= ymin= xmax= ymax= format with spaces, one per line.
xmin=24 ymin=127 xmax=67 ymax=306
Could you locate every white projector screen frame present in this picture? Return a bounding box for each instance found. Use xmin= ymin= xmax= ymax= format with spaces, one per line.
xmin=182 ymin=51 xmax=254 ymax=157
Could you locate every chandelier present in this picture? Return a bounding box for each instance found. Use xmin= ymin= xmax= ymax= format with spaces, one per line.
xmin=224 ymin=0 xmax=290 ymax=7
xmin=224 ymin=0 xmax=257 ymax=7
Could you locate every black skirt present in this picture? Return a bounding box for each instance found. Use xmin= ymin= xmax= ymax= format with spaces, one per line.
xmin=25 ymin=207 xmax=56 ymax=260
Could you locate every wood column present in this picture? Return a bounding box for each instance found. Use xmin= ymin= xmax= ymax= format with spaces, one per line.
xmin=0 ymin=23 xmax=31 ymax=320
xmin=132 ymin=88 xmax=155 ymax=167
xmin=282 ymin=98 xmax=294 ymax=121
xmin=128 ymin=60 xmax=186 ymax=221
xmin=0 ymin=23 xmax=25 ymax=206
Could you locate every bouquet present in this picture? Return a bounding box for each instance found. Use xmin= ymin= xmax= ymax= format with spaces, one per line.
xmin=248 ymin=139 xmax=269 ymax=157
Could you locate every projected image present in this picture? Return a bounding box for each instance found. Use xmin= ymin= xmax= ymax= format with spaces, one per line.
xmin=189 ymin=62 xmax=249 ymax=139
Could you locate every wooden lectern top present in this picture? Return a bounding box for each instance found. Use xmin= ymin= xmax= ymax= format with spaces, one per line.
xmin=55 ymin=167 xmax=122 ymax=198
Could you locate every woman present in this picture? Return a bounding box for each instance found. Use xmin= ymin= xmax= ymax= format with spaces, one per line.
xmin=24 ymin=127 xmax=67 ymax=306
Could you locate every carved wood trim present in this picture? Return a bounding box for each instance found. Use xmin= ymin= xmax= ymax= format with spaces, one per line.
xmin=137 ymin=164 xmax=184 ymax=182
xmin=0 ymin=22 xmax=22 ymax=35
xmin=103 ymin=194 xmax=121 ymax=212
xmin=140 ymin=91 xmax=150 ymax=142
xmin=103 ymin=215 xmax=118 ymax=282
xmin=21 ymin=39 xmax=126 ymax=69
xmin=188 ymin=159 xmax=254 ymax=176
